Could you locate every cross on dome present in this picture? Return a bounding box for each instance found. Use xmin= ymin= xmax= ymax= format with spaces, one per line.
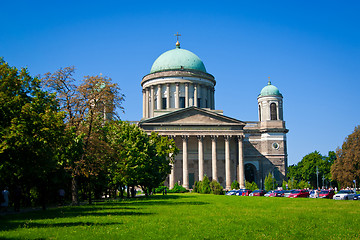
xmin=174 ymin=32 xmax=181 ymax=48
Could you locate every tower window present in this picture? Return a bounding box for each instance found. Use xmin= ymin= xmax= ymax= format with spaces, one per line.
xmin=197 ymin=98 xmax=201 ymax=108
xmin=270 ymin=103 xmax=277 ymax=120
xmin=259 ymin=105 xmax=261 ymax=121
xmin=162 ymin=98 xmax=167 ymax=109
xmin=179 ymin=97 xmax=185 ymax=108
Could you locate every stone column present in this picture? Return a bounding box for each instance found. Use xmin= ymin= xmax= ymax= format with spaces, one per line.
xmin=185 ymin=83 xmax=189 ymax=108
xmin=142 ymin=89 xmax=146 ymax=118
xmin=150 ymin=86 xmax=154 ymax=118
xmin=169 ymin=136 xmax=175 ymax=189
xmin=166 ymin=83 xmax=170 ymax=109
xmin=198 ymin=135 xmax=204 ymax=181
xmin=145 ymin=87 xmax=149 ymax=118
xmin=238 ymin=136 xmax=245 ymax=188
xmin=157 ymin=84 xmax=162 ymax=110
xmin=175 ymin=83 xmax=179 ymax=109
xmin=194 ymin=84 xmax=198 ymax=107
xmin=211 ymin=135 xmax=217 ymax=181
xmin=225 ymin=135 xmax=231 ymax=190
xmin=182 ymin=135 xmax=189 ymax=189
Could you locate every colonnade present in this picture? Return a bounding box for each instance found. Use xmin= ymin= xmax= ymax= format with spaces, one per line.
xmin=142 ymin=82 xmax=215 ymax=119
xmin=168 ymin=135 xmax=245 ymax=190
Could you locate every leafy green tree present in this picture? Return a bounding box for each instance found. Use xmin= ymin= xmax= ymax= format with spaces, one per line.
xmin=200 ymin=176 xmax=211 ymax=194
xmin=106 ymin=121 xmax=178 ymax=196
xmin=264 ymin=173 xmax=276 ymax=191
xmin=288 ymin=151 xmax=336 ymax=189
xmin=231 ymin=180 xmax=239 ymax=190
xmin=245 ymin=181 xmax=258 ymax=191
xmin=0 ymin=58 xmax=65 ymax=207
xmin=332 ymin=126 xmax=360 ymax=187
xmin=210 ymin=180 xmax=224 ymax=195
xmin=41 ymin=67 xmax=125 ymax=204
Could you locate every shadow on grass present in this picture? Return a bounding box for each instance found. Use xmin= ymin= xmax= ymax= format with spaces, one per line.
xmin=0 ymin=194 xmax=207 ymax=232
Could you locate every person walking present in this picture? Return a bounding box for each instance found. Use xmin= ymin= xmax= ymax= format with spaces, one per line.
xmin=1 ymin=187 xmax=10 ymax=212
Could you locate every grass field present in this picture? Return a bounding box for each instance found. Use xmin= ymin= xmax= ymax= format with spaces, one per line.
xmin=1 ymin=193 xmax=359 ymax=239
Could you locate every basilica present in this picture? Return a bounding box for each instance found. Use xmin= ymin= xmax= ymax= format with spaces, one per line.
xmin=139 ymin=40 xmax=288 ymax=190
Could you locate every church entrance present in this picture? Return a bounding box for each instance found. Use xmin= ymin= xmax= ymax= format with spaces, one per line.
xmin=245 ymin=163 xmax=256 ymax=183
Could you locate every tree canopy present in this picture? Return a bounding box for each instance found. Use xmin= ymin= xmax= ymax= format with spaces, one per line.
xmin=331 ymin=126 xmax=360 ymax=187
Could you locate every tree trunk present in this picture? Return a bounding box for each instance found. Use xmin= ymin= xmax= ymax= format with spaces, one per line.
xmin=88 ymin=179 xmax=92 ymax=204
xmin=71 ymin=176 xmax=79 ymax=206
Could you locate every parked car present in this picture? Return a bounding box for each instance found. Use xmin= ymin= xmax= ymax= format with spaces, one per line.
xmin=318 ymin=190 xmax=335 ymax=199
xmin=242 ymin=189 xmax=252 ymax=196
xmin=288 ymin=189 xmax=309 ymax=198
xmin=283 ymin=190 xmax=295 ymax=198
xmin=333 ymin=190 xmax=356 ymax=200
xmin=274 ymin=190 xmax=285 ymax=197
xmin=264 ymin=190 xmax=275 ymax=197
xmin=226 ymin=190 xmax=237 ymax=196
xmin=251 ymin=190 xmax=266 ymax=196
xmin=353 ymin=194 xmax=360 ymax=200
xmin=309 ymin=190 xmax=317 ymax=198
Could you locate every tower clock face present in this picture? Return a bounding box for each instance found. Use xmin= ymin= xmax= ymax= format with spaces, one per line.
xmin=272 ymin=142 xmax=280 ymax=150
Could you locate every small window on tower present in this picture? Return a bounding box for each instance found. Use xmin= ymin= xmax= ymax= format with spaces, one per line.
xmin=259 ymin=105 xmax=261 ymax=121
xmin=270 ymin=103 xmax=277 ymax=120
xmin=197 ymin=98 xmax=201 ymax=108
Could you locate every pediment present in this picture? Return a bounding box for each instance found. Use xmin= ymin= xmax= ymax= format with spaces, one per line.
xmin=140 ymin=107 xmax=245 ymax=126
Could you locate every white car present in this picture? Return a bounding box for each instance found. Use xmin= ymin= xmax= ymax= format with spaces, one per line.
xmin=333 ymin=190 xmax=356 ymax=200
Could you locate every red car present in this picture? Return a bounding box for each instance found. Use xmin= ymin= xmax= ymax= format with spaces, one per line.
xmin=242 ymin=189 xmax=252 ymax=196
xmin=318 ymin=190 xmax=335 ymax=199
xmin=288 ymin=189 xmax=309 ymax=198
xmin=251 ymin=190 xmax=266 ymax=196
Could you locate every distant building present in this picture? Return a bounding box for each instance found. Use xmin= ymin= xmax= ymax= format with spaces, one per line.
xmin=139 ymin=40 xmax=288 ymax=190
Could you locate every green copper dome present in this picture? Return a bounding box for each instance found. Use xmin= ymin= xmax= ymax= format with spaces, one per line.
xmin=259 ymin=81 xmax=282 ymax=97
xmin=150 ymin=44 xmax=207 ymax=74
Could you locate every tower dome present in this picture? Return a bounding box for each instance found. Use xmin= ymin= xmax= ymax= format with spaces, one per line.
xmin=150 ymin=43 xmax=207 ymax=73
xmin=259 ymin=81 xmax=282 ymax=97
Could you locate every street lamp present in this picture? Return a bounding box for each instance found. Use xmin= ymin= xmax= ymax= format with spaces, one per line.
xmin=316 ymin=166 xmax=319 ymax=189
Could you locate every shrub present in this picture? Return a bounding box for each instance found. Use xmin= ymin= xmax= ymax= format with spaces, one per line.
xmin=264 ymin=172 xmax=277 ymax=191
xmin=231 ymin=180 xmax=239 ymax=190
xmin=210 ymin=180 xmax=224 ymax=195
xmin=200 ymin=176 xmax=211 ymax=194
xmin=193 ymin=181 xmax=199 ymax=193
xmin=245 ymin=181 xmax=258 ymax=191
xmin=168 ymin=183 xmax=188 ymax=193
xmin=155 ymin=185 xmax=167 ymax=194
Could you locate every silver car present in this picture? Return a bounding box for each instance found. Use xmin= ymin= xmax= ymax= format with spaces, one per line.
xmin=333 ymin=190 xmax=356 ymax=200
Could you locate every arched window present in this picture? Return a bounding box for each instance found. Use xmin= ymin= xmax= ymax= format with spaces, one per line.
xmin=259 ymin=105 xmax=261 ymax=121
xmin=270 ymin=103 xmax=277 ymax=120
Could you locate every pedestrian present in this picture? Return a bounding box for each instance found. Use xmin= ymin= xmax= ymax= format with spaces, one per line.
xmin=165 ymin=187 xmax=167 ymax=195
xmin=1 ymin=187 xmax=10 ymax=212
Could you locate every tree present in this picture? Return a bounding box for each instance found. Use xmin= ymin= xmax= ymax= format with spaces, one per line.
xmin=331 ymin=126 xmax=360 ymax=187
xmin=245 ymin=181 xmax=258 ymax=191
xmin=231 ymin=180 xmax=239 ymax=190
xmin=41 ymin=67 xmax=125 ymax=204
xmin=287 ymin=151 xmax=336 ymax=188
xmin=0 ymin=58 xmax=65 ymax=207
xmin=106 ymin=121 xmax=178 ymax=197
xmin=264 ymin=173 xmax=276 ymax=191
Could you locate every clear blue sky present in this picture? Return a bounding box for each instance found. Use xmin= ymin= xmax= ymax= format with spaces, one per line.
xmin=1 ymin=1 xmax=359 ymax=165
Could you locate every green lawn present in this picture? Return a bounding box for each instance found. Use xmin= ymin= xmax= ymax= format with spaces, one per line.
xmin=1 ymin=193 xmax=359 ymax=239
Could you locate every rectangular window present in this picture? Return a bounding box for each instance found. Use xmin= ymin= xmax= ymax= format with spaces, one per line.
xmin=179 ymin=97 xmax=185 ymax=108
xmin=197 ymin=98 xmax=201 ymax=108
xmin=162 ymin=98 xmax=167 ymax=109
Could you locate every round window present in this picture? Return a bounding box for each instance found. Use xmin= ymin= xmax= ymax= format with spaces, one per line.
xmin=272 ymin=142 xmax=280 ymax=150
